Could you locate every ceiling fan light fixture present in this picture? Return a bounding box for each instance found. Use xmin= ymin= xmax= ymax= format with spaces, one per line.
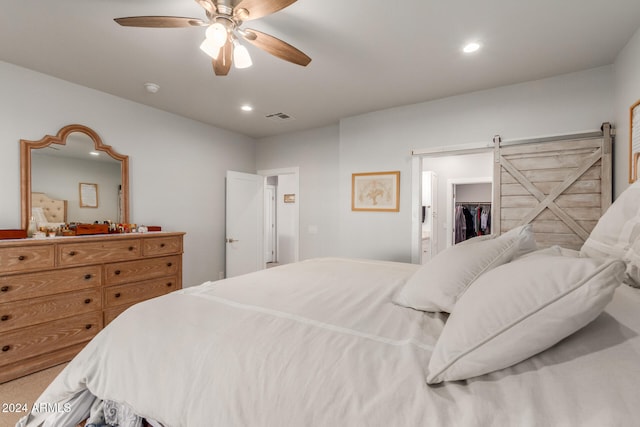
xmin=200 ymin=38 xmax=220 ymax=59
xmin=205 ymin=22 xmax=228 ymax=49
xmin=233 ymin=41 xmax=253 ymax=69
xmin=463 ymin=42 xmax=481 ymax=53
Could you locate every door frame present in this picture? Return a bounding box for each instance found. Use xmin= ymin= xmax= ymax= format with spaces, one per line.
xmin=257 ymin=167 xmax=300 ymax=264
xmin=446 ymin=178 xmax=493 ymax=248
xmin=264 ymin=184 xmax=277 ymax=263
xmin=410 ymin=145 xmax=493 ymax=264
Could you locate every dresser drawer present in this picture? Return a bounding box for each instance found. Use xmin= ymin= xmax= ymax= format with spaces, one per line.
xmin=0 ymin=312 xmax=101 ymax=368
xmin=58 ymin=239 xmax=141 ymax=266
xmin=104 ymin=304 xmax=132 ymax=326
xmin=0 ymin=266 xmax=101 ymax=304
xmin=105 ymin=255 xmax=180 ymax=285
xmin=0 ymin=245 xmax=54 ymax=273
xmin=105 ymin=275 xmax=178 ymax=308
xmin=143 ymin=235 xmax=183 ymax=256
xmin=0 ymin=288 xmax=101 ymax=333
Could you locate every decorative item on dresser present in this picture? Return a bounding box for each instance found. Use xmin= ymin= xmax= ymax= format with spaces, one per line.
xmin=0 ymin=231 xmax=184 ymax=383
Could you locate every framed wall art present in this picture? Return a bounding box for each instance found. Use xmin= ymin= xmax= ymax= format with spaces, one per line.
xmin=79 ymin=182 xmax=98 ymax=208
xmin=351 ymin=171 xmax=400 ymax=212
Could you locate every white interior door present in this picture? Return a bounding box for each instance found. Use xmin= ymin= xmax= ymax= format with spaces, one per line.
xmin=225 ymin=171 xmax=264 ymax=278
xmin=264 ymin=185 xmax=277 ymax=263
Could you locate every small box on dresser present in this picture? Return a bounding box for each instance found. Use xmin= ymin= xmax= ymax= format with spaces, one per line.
xmin=0 ymin=231 xmax=184 ymax=383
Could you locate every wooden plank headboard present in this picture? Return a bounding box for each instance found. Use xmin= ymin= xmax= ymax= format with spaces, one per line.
xmin=31 ymin=192 xmax=68 ymax=223
xmin=492 ymin=123 xmax=613 ymax=250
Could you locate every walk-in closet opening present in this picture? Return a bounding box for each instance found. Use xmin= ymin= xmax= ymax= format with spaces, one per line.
xmin=412 ymin=151 xmax=494 ymax=264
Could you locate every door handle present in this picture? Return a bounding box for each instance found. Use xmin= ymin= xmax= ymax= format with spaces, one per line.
xmin=226 ymin=238 xmax=239 ymax=243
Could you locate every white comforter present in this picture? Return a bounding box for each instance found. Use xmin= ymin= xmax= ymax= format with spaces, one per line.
xmin=19 ymin=258 xmax=640 ymax=427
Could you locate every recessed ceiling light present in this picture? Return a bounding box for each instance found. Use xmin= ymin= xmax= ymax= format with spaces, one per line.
xmin=241 ymin=105 xmax=253 ymax=112
xmin=90 ymin=151 xmax=100 ymax=156
xmin=463 ymin=42 xmax=481 ymax=53
xmin=144 ymin=82 xmax=160 ymax=93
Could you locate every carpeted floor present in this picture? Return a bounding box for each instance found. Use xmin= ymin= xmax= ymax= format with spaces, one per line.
xmin=0 ymin=364 xmax=66 ymax=427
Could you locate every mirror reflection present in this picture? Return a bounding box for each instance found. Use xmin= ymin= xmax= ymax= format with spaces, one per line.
xmin=31 ymin=132 xmax=123 ymax=223
xmin=21 ymin=124 xmax=129 ymax=231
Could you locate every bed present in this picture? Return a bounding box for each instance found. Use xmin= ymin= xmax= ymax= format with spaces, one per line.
xmin=17 ymin=183 xmax=640 ymax=427
xmin=31 ymin=192 xmax=67 ymax=230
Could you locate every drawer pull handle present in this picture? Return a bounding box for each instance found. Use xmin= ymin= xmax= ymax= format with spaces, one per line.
xmin=84 ymin=299 xmax=92 ymax=304
xmin=114 ymin=270 xmax=121 ymax=275
xmin=166 ymin=282 xmax=173 ymax=287
xmin=167 ymin=262 xmax=173 ymax=267
xmin=115 ymin=292 xmax=121 ymax=298
xmin=0 ymin=286 xmax=9 ymax=292
xmin=84 ymin=274 xmax=92 ymax=280
xmin=69 ymin=251 xmax=77 ymax=256
xmin=1 ymin=345 xmax=10 ymax=352
xmin=1 ymin=315 xmax=9 ymax=321
xmin=128 ymin=246 xmax=134 ymax=251
xmin=18 ymin=255 xmax=26 ymax=261
xmin=85 ymin=324 xmax=92 ymax=330
xmin=160 ymin=243 xmax=166 ymax=248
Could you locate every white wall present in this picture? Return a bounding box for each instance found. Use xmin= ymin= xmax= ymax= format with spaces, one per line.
xmin=614 ymin=26 xmax=640 ymax=197
xmin=338 ymin=66 xmax=613 ymax=262
xmin=256 ymin=67 xmax=613 ymax=263
xmin=276 ymin=174 xmax=297 ymax=264
xmin=257 ymin=125 xmax=340 ymax=260
xmin=456 ymin=183 xmax=492 ymax=204
xmin=0 ymin=61 xmax=256 ymax=287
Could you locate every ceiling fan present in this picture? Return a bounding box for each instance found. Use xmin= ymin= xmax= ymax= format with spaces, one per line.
xmin=114 ymin=0 xmax=311 ymax=76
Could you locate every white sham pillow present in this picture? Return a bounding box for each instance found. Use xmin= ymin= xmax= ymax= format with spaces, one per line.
xmin=393 ymin=224 xmax=536 ymax=313
xmin=580 ymin=180 xmax=640 ymax=286
xmin=426 ymin=253 xmax=626 ymax=384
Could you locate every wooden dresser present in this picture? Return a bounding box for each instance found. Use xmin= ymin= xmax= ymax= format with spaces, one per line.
xmin=0 ymin=231 xmax=184 ymax=383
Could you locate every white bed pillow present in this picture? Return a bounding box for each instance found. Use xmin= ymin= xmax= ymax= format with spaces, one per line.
xmin=31 ymin=207 xmax=48 ymax=226
xmin=520 ymin=245 xmax=580 ymax=259
xmin=393 ymin=224 xmax=536 ymax=313
xmin=625 ymin=239 xmax=640 ymax=288
xmin=580 ymin=180 xmax=640 ymax=286
xmin=426 ymin=253 xmax=626 ymax=384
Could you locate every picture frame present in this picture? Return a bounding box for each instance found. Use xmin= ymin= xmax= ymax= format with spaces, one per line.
xmin=630 ymin=99 xmax=640 ymax=183
xmin=352 ymin=171 xmax=400 ymax=212
xmin=79 ymin=182 xmax=98 ymax=208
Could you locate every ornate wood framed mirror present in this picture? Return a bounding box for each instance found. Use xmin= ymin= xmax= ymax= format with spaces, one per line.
xmin=20 ymin=124 xmax=129 ymax=230
xmin=630 ymin=99 xmax=640 ymax=183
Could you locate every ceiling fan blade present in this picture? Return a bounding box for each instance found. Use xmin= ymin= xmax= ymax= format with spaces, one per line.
xmin=233 ymin=0 xmax=297 ymax=21
xmin=243 ymin=29 xmax=311 ymax=66
xmin=114 ymin=16 xmax=206 ymax=28
xmin=212 ymin=39 xmax=233 ymax=76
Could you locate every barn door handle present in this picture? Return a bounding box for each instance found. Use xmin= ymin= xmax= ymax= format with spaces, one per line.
xmin=225 ymin=238 xmax=239 ymax=243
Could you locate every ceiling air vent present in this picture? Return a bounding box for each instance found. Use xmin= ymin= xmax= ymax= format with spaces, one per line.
xmin=265 ymin=112 xmax=295 ymax=122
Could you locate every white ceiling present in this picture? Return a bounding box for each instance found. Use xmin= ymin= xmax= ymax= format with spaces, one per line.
xmin=2 ymin=0 xmax=640 ymax=139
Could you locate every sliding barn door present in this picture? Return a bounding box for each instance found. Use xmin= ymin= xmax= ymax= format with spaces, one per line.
xmin=493 ymin=123 xmax=613 ymax=250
